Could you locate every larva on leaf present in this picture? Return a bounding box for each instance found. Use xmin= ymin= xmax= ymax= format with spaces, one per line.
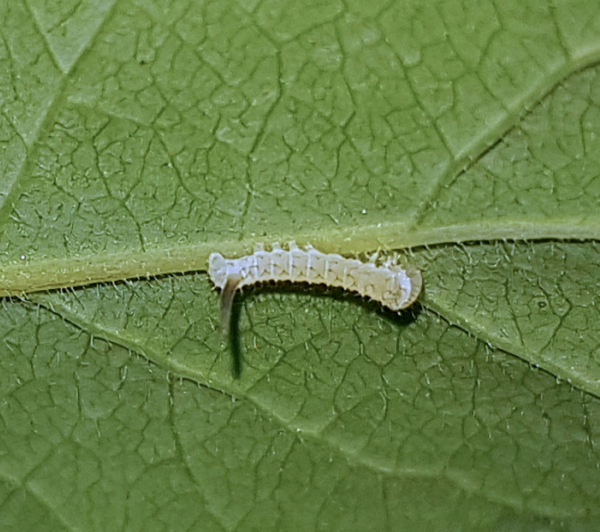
xmin=209 ymin=242 xmax=422 ymax=336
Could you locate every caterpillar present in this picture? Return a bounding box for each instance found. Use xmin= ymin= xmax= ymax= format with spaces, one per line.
xmin=209 ymin=242 xmax=422 ymax=335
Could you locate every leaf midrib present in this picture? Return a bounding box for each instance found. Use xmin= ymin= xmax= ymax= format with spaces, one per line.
xmin=2 ymin=218 xmax=600 ymax=296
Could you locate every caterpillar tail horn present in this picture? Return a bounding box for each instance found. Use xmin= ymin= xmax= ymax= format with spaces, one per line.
xmin=220 ymin=275 xmax=242 ymax=336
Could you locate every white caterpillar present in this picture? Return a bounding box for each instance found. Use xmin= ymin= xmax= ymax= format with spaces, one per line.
xmin=209 ymin=242 xmax=422 ymax=334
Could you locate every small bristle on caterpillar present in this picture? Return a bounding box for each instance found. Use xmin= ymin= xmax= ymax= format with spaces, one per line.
xmin=209 ymin=242 xmax=422 ymax=335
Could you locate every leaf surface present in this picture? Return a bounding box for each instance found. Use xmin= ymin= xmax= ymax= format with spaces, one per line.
xmin=2 ymin=0 xmax=600 ymax=530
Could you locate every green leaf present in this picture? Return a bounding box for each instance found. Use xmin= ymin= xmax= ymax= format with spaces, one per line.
xmin=2 ymin=0 xmax=600 ymax=530
xmin=418 ymin=241 xmax=600 ymax=396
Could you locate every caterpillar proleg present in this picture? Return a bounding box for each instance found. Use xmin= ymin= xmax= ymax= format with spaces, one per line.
xmin=209 ymin=242 xmax=422 ymax=335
